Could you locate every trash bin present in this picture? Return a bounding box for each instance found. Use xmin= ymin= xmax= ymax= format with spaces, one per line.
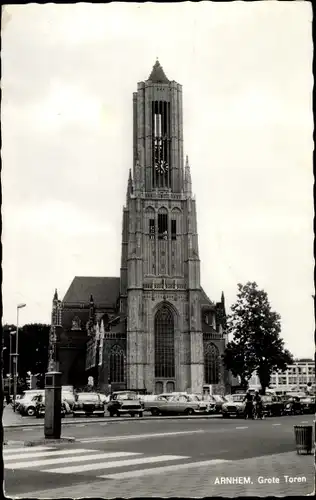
xmin=294 ymin=425 xmax=313 ymax=455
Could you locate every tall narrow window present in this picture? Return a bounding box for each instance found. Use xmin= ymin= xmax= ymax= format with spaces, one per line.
xmin=155 ymin=305 xmax=175 ymax=378
xmin=171 ymin=220 xmax=176 ymax=240
xmin=149 ymin=219 xmax=155 ymax=240
xmin=158 ymin=213 xmax=168 ymax=240
xmin=204 ymin=342 xmax=219 ymax=384
xmin=109 ymin=345 xmax=125 ymax=383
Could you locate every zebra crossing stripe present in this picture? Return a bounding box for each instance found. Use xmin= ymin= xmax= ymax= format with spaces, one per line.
xmin=3 ymin=446 xmax=54 ymax=454
xmin=43 ymin=455 xmax=189 ymax=474
xmin=5 ymin=451 xmax=139 ymax=469
xmin=80 ymin=429 xmax=204 ymax=443
xmin=5 ymin=448 xmax=98 ymax=462
xmin=100 ymin=459 xmax=230 ymax=480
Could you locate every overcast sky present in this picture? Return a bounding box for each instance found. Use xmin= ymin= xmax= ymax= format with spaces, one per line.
xmin=2 ymin=2 xmax=313 ymax=358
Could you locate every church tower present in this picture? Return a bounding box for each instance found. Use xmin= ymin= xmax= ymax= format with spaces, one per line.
xmin=120 ymin=60 xmax=213 ymax=394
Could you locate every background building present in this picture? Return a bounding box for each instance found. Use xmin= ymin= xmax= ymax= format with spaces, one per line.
xmin=48 ymin=61 xmax=229 ymax=395
xmin=248 ymin=358 xmax=315 ymax=393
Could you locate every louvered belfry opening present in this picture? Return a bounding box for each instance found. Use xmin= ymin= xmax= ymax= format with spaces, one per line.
xmin=152 ymin=100 xmax=171 ymax=189
xmin=154 ymin=305 xmax=175 ymax=378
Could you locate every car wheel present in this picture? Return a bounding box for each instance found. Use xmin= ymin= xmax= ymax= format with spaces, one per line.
xmin=130 ymin=412 xmax=136 ymax=417
xmin=27 ymin=407 xmax=36 ymax=417
xmin=109 ymin=411 xmax=114 ymax=417
xmin=151 ymin=408 xmax=160 ymax=416
xmin=185 ymin=408 xmax=194 ymax=416
xmin=138 ymin=412 xmax=143 ymax=417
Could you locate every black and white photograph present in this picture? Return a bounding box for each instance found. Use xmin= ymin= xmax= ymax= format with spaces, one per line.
xmin=1 ymin=2 xmax=314 ymax=498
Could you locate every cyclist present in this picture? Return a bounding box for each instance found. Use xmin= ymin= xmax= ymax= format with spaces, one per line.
xmin=253 ymin=391 xmax=264 ymax=419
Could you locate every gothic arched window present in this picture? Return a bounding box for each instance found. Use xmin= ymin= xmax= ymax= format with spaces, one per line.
xmin=155 ymin=305 xmax=175 ymax=378
xmin=204 ymin=342 xmax=219 ymax=384
xmin=109 ymin=345 xmax=125 ymax=383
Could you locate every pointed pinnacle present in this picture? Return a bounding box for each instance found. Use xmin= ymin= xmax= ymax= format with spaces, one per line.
xmin=53 ymin=289 xmax=58 ymax=301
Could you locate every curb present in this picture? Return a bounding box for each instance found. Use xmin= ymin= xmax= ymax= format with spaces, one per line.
xmin=4 ymin=413 xmax=221 ymax=429
xmin=24 ymin=436 xmax=76 ymax=446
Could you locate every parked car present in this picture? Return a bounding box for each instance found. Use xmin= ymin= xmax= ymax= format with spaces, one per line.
xmin=19 ymin=394 xmax=44 ymax=417
xmin=147 ymin=393 xmax=208 ymax=416
xmin=17 ymin=390 xmax=45 ymax=416
xmin=107 ymin=391 xmax=143 ymax=417
xmin=35 ymin=395 xmax=67 ymax=418
xmin=207 ymin=395 xmax=228 ymax=414
xmin=72 ymin=392 xmax=105 ymax=417
xmin=261 ymin=395 xmax=284 ymax=417
xmin=283 ymin=397 xmax=304 ymax=416
xmin=300 ymin=396 xmax=315 ymax=414
xmin=222 ymin=393 xmax=246 ymax=417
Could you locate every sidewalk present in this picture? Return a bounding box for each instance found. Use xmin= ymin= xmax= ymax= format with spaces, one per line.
xmin=2 ymin=406 xmax=25 ymax=427
xmin=20 ymin=450 xmax=314 ymax=498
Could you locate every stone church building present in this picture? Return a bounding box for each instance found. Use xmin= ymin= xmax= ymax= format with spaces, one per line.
xmin=49 ymin=61 xmax=229 ymax=395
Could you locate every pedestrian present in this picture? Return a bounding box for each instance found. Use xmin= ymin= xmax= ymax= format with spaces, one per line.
xmin=253 ymin=391 xmax=263 ymax=419
xmin=243 ymin=390 xmax=254 ymax=419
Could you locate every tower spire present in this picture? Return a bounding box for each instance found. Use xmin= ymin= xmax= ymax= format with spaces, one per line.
xmin=184 ymin=155 xmax=192 ymax=197
xmin=126 ymin=168 xmax=133 ymax=201
xmin=148 ymin=60 xmax=169 ymax=83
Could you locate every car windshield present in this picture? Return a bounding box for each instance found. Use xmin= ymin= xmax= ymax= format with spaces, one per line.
xmin=231 ymin=395 xmax=245 ymax=402
xmin=114 ymin=393 xmax=138 ymax=400
xmin=187 ymin=395 xmax=200 ymax=401
xmin=212 ymin=395 xmax=225 ymax=403
xmin=77 ymin=393 xmax=99 ymax=401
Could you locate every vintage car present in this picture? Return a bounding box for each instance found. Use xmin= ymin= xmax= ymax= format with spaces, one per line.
xmin=107 ymin=391 xmax=143 ymax=417
xmin=147 ymin=393 xmax=208 ymax=416
xmin=221 ymin=393 xmax=246 ymax=417
xmin=18 ymin=391 xmax=45 ymax=416
xmin=207 ymin=395 xmax=228 ymax=414
xmin=72 ymin=392 xmax=105 ymax=417
xmin=35 ymin=395 xmax=67 ymax=418
xmin=261 ymin=395 xmax=284 ymax=417
xmin=300 ymin=396 xmax=315 ymax=414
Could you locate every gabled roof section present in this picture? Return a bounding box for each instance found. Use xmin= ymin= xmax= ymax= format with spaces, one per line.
xmin=63 ymin=277 xmax=120 ymax=306
xmin=200 ymin=287 xmax=215 ymax=308
xmin=148 ymin=59 xmax=169 ymax=83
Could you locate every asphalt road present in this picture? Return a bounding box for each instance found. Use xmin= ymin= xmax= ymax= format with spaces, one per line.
xmin=4 ymin=413 xmax=313 ymax=497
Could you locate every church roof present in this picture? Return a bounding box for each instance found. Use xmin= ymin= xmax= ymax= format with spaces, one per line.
xmin=63 ymin=276 xmax=120 ymax=306
xmin=200 ymin=287 xmax=215 ymax=308
xmin=148 ymin=60 xmax=169 ymax=83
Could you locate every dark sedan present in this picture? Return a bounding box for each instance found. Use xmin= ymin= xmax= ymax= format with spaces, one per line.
xmin=72 ymin=392 xmax=105 ymax=417
xmin=261 ymin=395 xmax=284 ymax=416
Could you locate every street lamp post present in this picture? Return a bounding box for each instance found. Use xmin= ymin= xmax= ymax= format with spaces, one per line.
xmin=13 ymin=303 xmax=26 ymax=412
xmin=9 ymin=331 xmax=16 ymax=400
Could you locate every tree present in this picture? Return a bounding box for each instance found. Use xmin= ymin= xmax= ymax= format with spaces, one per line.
xmin=2 ymin=323 xmax=50 ymax=382
xmin=223 ymin=282 xmax=294 ymax=394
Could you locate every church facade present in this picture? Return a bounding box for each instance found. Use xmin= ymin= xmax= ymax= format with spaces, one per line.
xmin=49 ymin=61 xmax=229 ymax=396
